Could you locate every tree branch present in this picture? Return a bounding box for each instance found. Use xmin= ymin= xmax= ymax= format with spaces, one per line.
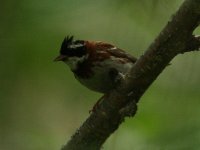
xmin=62 ymin=0 xmax=200 ymax=149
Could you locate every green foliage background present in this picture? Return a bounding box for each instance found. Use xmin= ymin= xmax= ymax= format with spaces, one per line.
xmin=1 ymin=0 xmax=200 ymax=149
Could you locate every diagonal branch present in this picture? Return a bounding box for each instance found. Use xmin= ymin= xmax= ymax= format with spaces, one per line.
xmin=62 ymin=0 xmax=200 ymax=150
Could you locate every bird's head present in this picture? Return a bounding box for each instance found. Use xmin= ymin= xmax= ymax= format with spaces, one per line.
xmin=54 ymin=36 xmax=88 ymax=70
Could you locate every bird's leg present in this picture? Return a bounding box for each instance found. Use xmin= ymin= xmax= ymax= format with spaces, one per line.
xmin=89 ymin=94 xmax=107 ymax=113
xmin=89 ymin=69 xmax=125 ymax=113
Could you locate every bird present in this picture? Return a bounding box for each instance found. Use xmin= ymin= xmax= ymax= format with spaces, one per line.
xmin=54 ymin=36 xmax=137 ymax=94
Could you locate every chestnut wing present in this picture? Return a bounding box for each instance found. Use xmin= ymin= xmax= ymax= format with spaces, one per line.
xmin=96 ymin=42 xmax=137 ymax=63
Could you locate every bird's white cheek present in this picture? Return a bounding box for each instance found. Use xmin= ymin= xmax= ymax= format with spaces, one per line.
xmin=64 ymin=58 xmax=78 ymax=70
xmin=64 ymin=55 xmax=88 ymax=71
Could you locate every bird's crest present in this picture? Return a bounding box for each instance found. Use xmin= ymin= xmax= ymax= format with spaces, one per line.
xmin=60 ymin=36 xmax=86 ymax=57
xmin=60 ymin=36 xmax=74 ymax=53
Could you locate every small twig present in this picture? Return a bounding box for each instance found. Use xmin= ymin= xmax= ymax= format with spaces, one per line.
xmin=183 ymin=35 xmax=200 ymax=53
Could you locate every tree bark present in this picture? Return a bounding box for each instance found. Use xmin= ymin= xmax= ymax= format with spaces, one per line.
xmin=62 ymin=0 xmax=200 ymax=149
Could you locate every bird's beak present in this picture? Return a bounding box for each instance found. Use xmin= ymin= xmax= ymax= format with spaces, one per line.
xmin=54 ymin=55 xmax=67 ymax=61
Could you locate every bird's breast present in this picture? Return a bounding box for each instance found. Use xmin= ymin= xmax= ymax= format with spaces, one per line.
xmin=74 ymin=58 xmax=134 ymax=93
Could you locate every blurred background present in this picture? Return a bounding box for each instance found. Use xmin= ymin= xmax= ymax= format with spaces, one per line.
xmin=1 ymin=0 xmax=200 ymax=149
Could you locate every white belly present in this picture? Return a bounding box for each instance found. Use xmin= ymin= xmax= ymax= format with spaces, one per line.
xmin=75 ymin=59 xmax=134 ymax=93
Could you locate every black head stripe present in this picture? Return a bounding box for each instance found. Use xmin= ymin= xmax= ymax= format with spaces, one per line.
xmin=60 ymin=36 xmax=87 ymax=57
xmin=60 ymin=36 xmax=74 ymax=54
